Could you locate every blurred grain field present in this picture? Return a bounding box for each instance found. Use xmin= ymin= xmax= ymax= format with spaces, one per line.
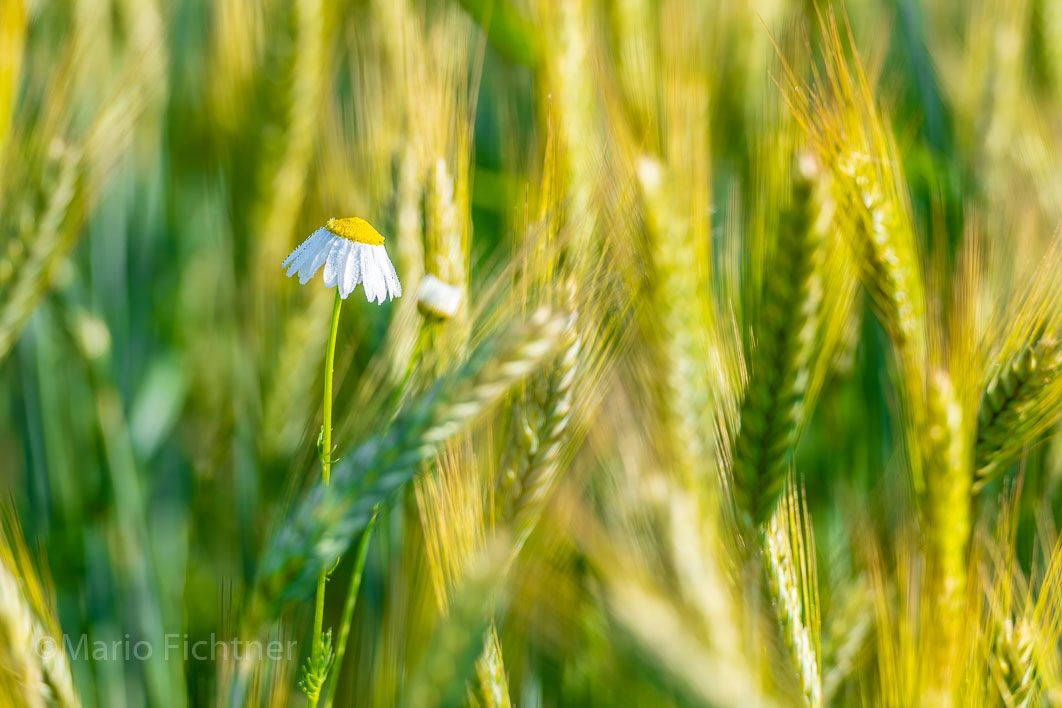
xmin=5 ymin=0 xmax=1062 ymax=706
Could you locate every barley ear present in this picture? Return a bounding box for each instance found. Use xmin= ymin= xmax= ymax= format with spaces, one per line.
xmin=473 ymin=625 xmax=512 ymax=708
xmin=732 ymin=166 xmax=823 ymax=529
xmin=763 ymin=480 xmax=822 ymax=707
xmin=0 ymin=511 xmax=79 ymax=708
xmin=975 ymin=337 xmax=1062 ymax=489
xmin=502 ymin=315 xmax=581 ymax=552
xmin=990 ymin=618 xmax=1036 ymax=708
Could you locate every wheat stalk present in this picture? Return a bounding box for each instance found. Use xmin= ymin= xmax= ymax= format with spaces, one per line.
xmin=922 ymin=370 xmax=971 ymax=703
xmin=381 ymin=145 xmax=427 ymax=380
xmin=539 ymin=0 xmax=599 ymax=255
xmin=732 ymin=164 xmax=824 ymax=528
xmin=778 ymin=12 xmax=928 ymax=394
xmin=763 ymin=483 xmax=821 ymax=707
xmin=251 ymin=0 xmax=329 ymax=283
xmin=835 ymin=150 xmax=927 ymax=371
xmin=472 ymin=625 xmax=511 ymax=708
xmin=420 ymin=156 xmax=472 ymax=374
xmin=638 ymin=156 xmax=718 ymax=483
xmin=0 ymin=515 xmax=78 ymax=708
xmin=501 ymin=315 xmax=581 ymax=552
xmin=975 ymin=337 xmax=1062 ymax=488
xmin=991 ymin=618 xmax=1037 ymax=708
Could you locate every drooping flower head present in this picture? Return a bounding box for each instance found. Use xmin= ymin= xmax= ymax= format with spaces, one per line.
xmin=282 ymin=217 xmax=402 ymax=303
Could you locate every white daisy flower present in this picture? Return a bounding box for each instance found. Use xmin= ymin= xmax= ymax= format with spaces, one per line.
xmin=282 ymin=217 xmax=402 ymax=303
xmin=416 ymin=273 xmax=464 ymax=319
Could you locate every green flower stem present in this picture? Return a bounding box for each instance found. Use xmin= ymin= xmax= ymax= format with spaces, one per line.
xmin=322 ymin=507 xmax=379 ymax=708
xmin=309 ymin=289 xmax=343 ymax=707
xmin=323 ymin=289 xmax=342 ymax=485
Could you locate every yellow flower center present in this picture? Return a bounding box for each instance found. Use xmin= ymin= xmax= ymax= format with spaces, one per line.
xmin=325 ymin=217 xmax=384 ymax=245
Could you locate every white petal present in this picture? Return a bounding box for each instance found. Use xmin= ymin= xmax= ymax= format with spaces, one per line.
xmin=372 ymin=248 xmax=391 ymax=302
xmin=356 ymin=244 xmax=370 ymax=298
xmin=377 ymin=245 xmax=402 ymax=299
xmin=354 ymin=244 xmax=372 ymax=302
xmin=337 ymin=242 xmax=356 ymax=298
xmin=343 ymin=243 xmax=363 ymax=299
xmin=281 ymin=235 xmax=309 ymax=271
xmin=324 ymin=238 xmax=350 ymax=291
xmin=283 ymin=229 xmax=325 ymax=274
xmin=350 ymin=244 xmax=365 ymax=302
xmin=364 ymin=245 xmax=383 ymax=303
xmin=366 ymin=269 xmax=381 ymax=304
xmin=365 ymin=245 xmax=394 ymax=302
xmin=298 ymin=231 xmax=335 ymax=283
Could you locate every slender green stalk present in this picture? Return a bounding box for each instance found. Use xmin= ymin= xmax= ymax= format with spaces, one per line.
xmin=309 ymin=576 xmax=327 ymax=667
xmin=303 ymin=290 xmax=343 ymax=707
xmin=322 ymin=290 xmax=342 ymax=485
xmin=322 ymin=507 xmax=378 ymax=708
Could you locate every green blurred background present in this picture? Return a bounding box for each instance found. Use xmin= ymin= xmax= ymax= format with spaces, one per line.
xmin=4 ymin=0 xmax=1062 ymax=705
